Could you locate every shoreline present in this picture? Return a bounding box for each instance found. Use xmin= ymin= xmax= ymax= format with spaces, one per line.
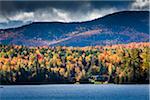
xmin=1 ymin=83 xmax=149 ymax=86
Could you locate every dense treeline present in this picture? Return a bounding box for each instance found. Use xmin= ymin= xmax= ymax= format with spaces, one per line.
xmin=0 ymin=42 xmax=149 ymax=85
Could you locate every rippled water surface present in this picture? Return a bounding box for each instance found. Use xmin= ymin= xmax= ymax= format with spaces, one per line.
xmin=0 ymin=84 xmax=149 ymax=100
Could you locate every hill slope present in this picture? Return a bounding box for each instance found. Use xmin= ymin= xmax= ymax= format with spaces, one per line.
xmin=0 ymin=11 xmax=149 ymax=46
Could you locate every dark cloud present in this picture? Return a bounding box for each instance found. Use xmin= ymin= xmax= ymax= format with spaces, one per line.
xmin=0 ymin=0 xmax=149 ymax=29
xmin=0 ymin=1 xmax=91 ymax=14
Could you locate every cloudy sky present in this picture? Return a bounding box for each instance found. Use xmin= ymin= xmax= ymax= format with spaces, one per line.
xmin=0 ymin=0 xmax=149 ymax=29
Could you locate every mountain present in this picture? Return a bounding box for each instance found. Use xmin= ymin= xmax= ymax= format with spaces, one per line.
xmin=0 ymin=11 xmax=149 ymax=46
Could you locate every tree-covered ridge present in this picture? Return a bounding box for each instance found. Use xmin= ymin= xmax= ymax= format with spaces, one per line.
xmin=0 ymin=11 xmax=149 ymax=47
xmin=0 ymin=42 xmax=149 ymax=84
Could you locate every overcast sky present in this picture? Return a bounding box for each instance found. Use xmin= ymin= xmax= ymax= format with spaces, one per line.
xmin=0 ymin=0 xmax=149 ymax=29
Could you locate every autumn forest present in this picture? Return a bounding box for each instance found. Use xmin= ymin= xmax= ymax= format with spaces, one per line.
xmin=0 ymin=42 xmax=149 ymax=85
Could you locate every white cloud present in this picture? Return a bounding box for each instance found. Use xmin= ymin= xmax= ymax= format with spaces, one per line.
xmin=0 ymin=17 xmax=9 ymax=23
xmin=0 ymin=6 xmax=120 ymax=29
xmin=33 ymin=7 xmax=118 ymax=22
xmin=0 ymin=1 xmax=148 ymax=29
xmin=0 ymin=1 xmax=149 ymax=25
xmin=8 ymin=12 xmax=34 ymax=22
xmin=0 ymin=4 xmax=121 ymax=29
xmin=33 ymin=8 xmax=71 ymax=22
xmin=1 ymin=5 xmax=119 ymax=24
xmin=87 ymin=8 xmax=118 ymax=21
xmin=131 ymin=0 xmax=150 ymax=10
xmin=34 ymin=8 xmax=90 ymax=22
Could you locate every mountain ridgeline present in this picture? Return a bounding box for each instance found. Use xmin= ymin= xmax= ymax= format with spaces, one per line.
xmin=0 ymin=11 xmax=149 ymax=47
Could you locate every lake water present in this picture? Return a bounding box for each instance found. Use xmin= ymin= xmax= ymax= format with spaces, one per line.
xmin=0 ymin=85 xmax=149 ymax=100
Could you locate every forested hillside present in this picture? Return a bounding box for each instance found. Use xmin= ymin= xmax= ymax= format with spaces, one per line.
xmin=0 ymin=42 xmax=149 ymax=84
xmin=0 ymin=11 xmax=149 ymax=46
